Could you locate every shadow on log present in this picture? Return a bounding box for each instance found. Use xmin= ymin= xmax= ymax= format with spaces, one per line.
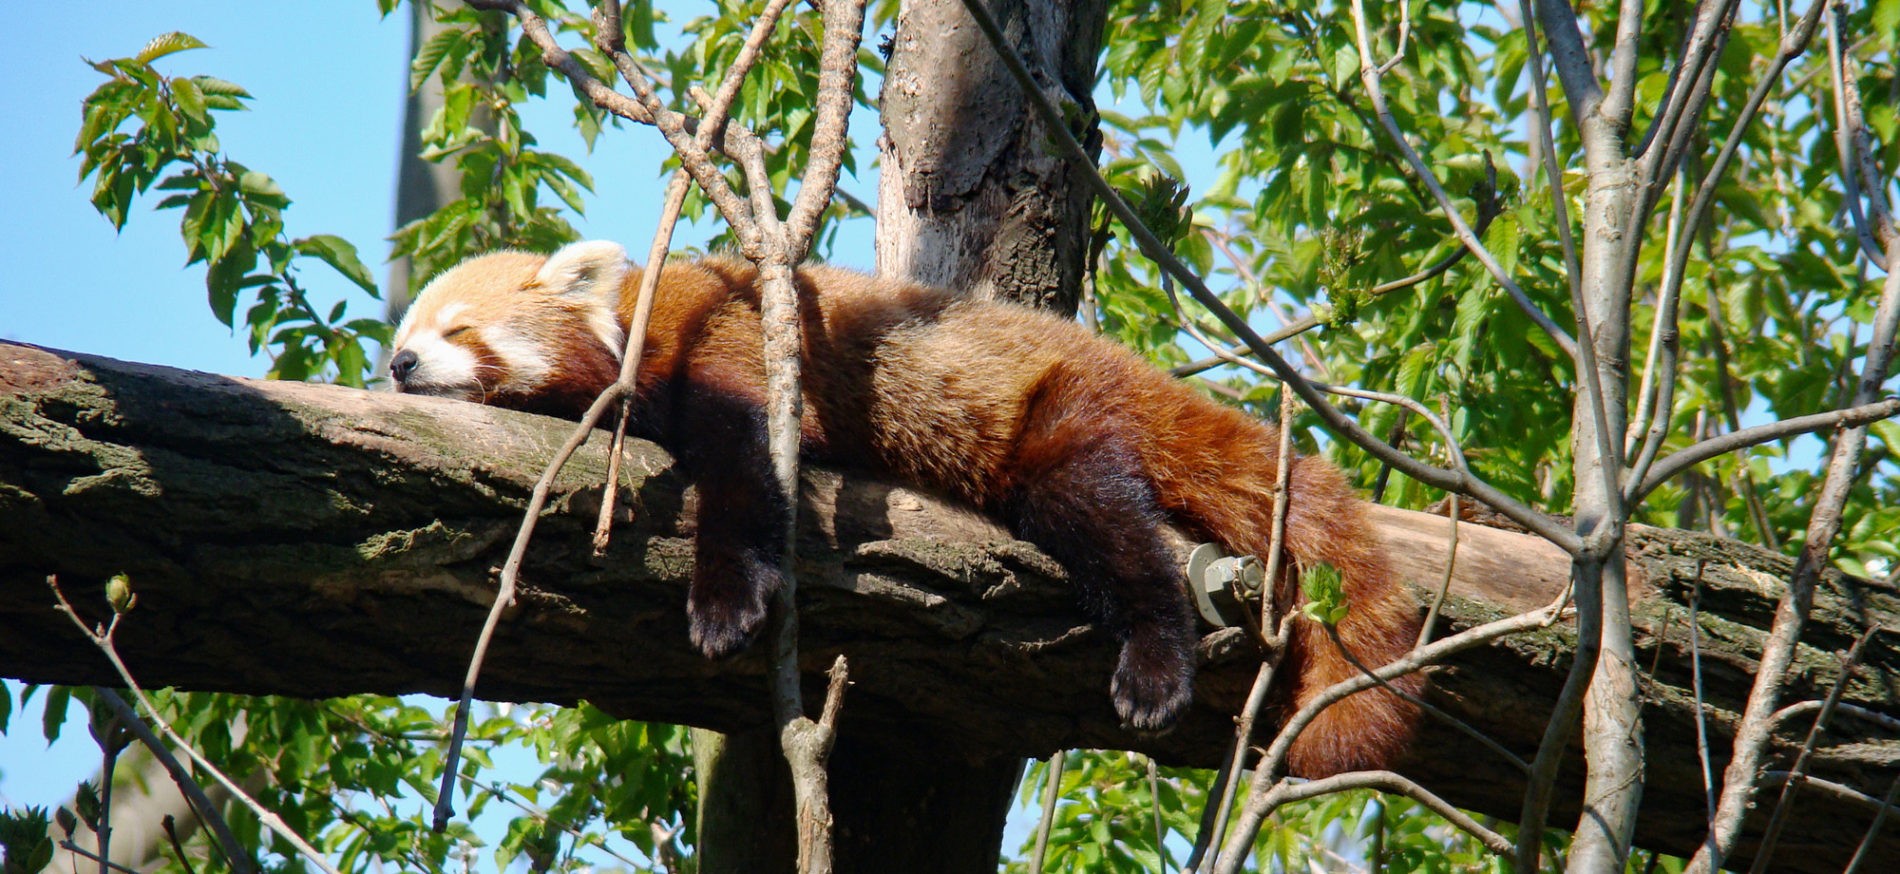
xmin=2 ymin=342 xmax=1896 ymax=871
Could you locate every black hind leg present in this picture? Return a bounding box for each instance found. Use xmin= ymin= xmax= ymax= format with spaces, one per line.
xmin=667 ymin=376 xmax=789 ymax=658
xmin=1001 ymin=439 xmax=1196 ymax=730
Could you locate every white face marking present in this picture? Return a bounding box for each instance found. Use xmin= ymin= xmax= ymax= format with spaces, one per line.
xmin=479 ymin=325 xmax=554 ymax=389
xmin=393 ymin=327 xmax=483 ymax=399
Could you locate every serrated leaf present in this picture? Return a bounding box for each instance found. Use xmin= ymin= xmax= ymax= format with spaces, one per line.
xmin=190 ymin=75 xmax=250 ymax=98
xmin=170 ymin=76 xmax=207 ymax=123
xmin=1395 ymin=342 xmax=1437 ymax=400
xmin=1333 ymin=44 xmax=1361 ymax=85
xmin=295 ymin=234 xmax=379 ymax=296
xmin=1876 ymin=0 xmax=1900 ymax=48
xmin=531 ymin=149 xmax=594 ymax=191
xmin=410 ymin=25 xmax=468 ymax=92
xmin=134 ymin=31 xmax=208 ymax=65
xmin=1488 ymin=211 xmax=1521 ymax=277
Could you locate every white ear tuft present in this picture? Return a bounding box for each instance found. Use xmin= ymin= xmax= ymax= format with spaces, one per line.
xmin=535 ymin=240 xmax=629 ymax=301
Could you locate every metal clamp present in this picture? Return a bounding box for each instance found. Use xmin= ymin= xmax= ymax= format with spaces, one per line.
xmin=1185 ymin=542 xmax=1265 ymax=628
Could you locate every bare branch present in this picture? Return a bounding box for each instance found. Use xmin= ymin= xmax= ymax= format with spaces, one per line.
xmin=1530 ymin=0 xmax=1605 ymax=128
xmin=1276 ymin=771 xmax=1514 ymax=857
xmin=1514 ymin=0 xmax=1582 ymax=303
xmin=782 ymin=0 xmax=865 ymax=252
xmin=1634 ymin=397 xmax=1900 ymax=501
xmin=48 ymin=578 xmax=319 ymax=874
xmin=1029 ymin=752 xmax=1066 ymax=874
xmin=1746 ymin=629 xmax=1876 ymax=874
xmin=1845 ymin=774 xmax=1900 ymax=874
xmin=1626 ymin=0 xmax=1830 ymax=495
xmin=1215 ymin=597 xmax=1572 ymax=871
xmin=1826 ymin=4 xmax=1898 ymax=256
xmin=1693 ymin=240 xmax=1900 ymax=873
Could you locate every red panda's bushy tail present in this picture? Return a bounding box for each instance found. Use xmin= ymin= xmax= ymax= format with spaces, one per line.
xmin=1136 ymin=390 xmax=1422 ymax=777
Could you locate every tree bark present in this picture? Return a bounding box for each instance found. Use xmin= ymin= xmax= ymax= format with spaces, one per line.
xmin=3 ymin=342 xmax=1898 ymax=873
xmin=875 ymin=0 xmax=1107 ymax=315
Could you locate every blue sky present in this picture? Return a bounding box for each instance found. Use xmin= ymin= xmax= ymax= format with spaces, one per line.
xmin=0 ymin=1 xmax=814 ymax=380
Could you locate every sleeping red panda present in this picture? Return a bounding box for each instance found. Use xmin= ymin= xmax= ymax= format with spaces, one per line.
xmin=389 ymin=240 xmax=1422 ymax=776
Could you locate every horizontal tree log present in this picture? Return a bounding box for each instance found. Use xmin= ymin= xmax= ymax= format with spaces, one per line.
xmin=2 ymin=341 xmax=1895 ymax=870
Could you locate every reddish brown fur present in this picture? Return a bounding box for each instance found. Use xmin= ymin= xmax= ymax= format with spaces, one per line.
xmin=398 ymin=248 xmax=1422 ymax=776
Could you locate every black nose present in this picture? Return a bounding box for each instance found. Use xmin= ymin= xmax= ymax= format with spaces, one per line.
xmin=390 ymin=348 xmax=419 ymax=383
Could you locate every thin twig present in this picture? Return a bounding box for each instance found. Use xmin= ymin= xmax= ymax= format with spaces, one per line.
xmin=1146 ymin=756 xmax=1167 ymax=873
xmin=1693 ymin=239 xmax=1900 ymax=872
xmin=1626 ymin=0 xmax=1831 ymax=500
xmin=1515 ymin=0 xmax=1581 ymax=302
xmin=1029 ymin=752 xmax=1066 ymax=873
xmin=1745 ymin=628 xmax=1877 ymax=874
xmin=1211 ymin=595 xmax=1571 ymax=872
xmin=1772 ymin=699 xmax=1900 ymax=735
xmin=1326 ymin=625 xmax=1529 ymax=774
xmin=455 ymin=774 xmax=655 ymax=871
xmin=1844 ymin=773 xmax=1900 ymax=874
xmin=46 ymin=578 xmax=295 ymax=874
xmin=437 ymin=0 xmax=799 ymax=826
xmin=1825 ymin=5 xmax=1896 ymax=259
xmin=1688 ymin=565 xmax=1719 ymax=864
xmin=1418 ymin=493 xmax=1459 ymax=648
xmin=55 ymin=842 xmax=141 ymax=874
xmin=1634 ymin=398 xmax=1900 ymax=500
xmin=588 ymin=0 xmax=797 ymax=554
xmin=1214 ymin=769 xmax=1515 ymax=874
xmin=160 ymin=815 xmax=199 ymax=874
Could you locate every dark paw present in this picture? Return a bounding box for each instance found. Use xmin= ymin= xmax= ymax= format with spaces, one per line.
xmin=687 ymin=584 xmax=768 ymax=659
xmin=1110 ymin=634 xmax=1195 ymax=731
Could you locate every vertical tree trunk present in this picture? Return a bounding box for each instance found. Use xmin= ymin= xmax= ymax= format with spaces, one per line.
xmin=875 ymin=0 xmax=1107 ymax=315
xmin=692 ymin=0 xmax=1108 ymax=869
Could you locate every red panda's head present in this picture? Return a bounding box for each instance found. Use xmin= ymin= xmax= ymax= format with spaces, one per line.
xmin=389 ymin=240 xmax=629 ymax=418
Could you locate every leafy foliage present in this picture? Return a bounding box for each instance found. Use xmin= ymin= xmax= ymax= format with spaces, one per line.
xmin=75 ymin=33 xmax=391 ymax=386
xmin=16 ymin=0 xmax=1900 ymax=871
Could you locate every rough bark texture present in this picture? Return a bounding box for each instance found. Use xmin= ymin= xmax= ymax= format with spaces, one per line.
xmin=3 ymin=342 xmax=1898 ymax=872
xmin=874 ymin=0 xmax=1107 ymax=315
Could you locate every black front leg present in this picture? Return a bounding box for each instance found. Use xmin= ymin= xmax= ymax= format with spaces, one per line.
xmin=667 ymin=375 xmax=790 ymax=659
xmin=1000 ymin=437 xmax=1196 ymax=731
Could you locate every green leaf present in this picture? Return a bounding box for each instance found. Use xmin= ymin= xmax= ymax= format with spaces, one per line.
xmin=1333 ymin=44 xmax=1361 ymax=86
xmin=1875 ymin=0 xmax=1900 ymax=48
xmin=0 ymin=680 xmax=11 ymax=734
xmin=170 ymin=75 xmax=207 ymax=124
xmin=41 ymin=685 xmax=72 ymax=743
xmin=295 ymin=234 xmax=379 ymax=296
xmin=134 ymin=31 xmax=208 ymax=65
xmin=410 ymin=25 xmax=468 ymax=92
xmin=191 ymin=75 xmax=250 ymax=98
xmin=1299 ymin=562 xmax=1350 ymax=626
xmin=237 ymin=168 xmax=290 ymax=209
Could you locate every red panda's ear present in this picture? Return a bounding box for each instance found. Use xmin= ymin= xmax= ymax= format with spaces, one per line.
xmin=535 ymin=240 xmax=629 ymax=302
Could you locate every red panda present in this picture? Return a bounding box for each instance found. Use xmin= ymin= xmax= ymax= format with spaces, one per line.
xmin=390 ymin=240 xmax=1422 ymax=776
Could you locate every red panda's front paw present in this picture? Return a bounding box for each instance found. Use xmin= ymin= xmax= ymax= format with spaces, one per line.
xmin=1110 ymin=633 xmax=1195 ymax=731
